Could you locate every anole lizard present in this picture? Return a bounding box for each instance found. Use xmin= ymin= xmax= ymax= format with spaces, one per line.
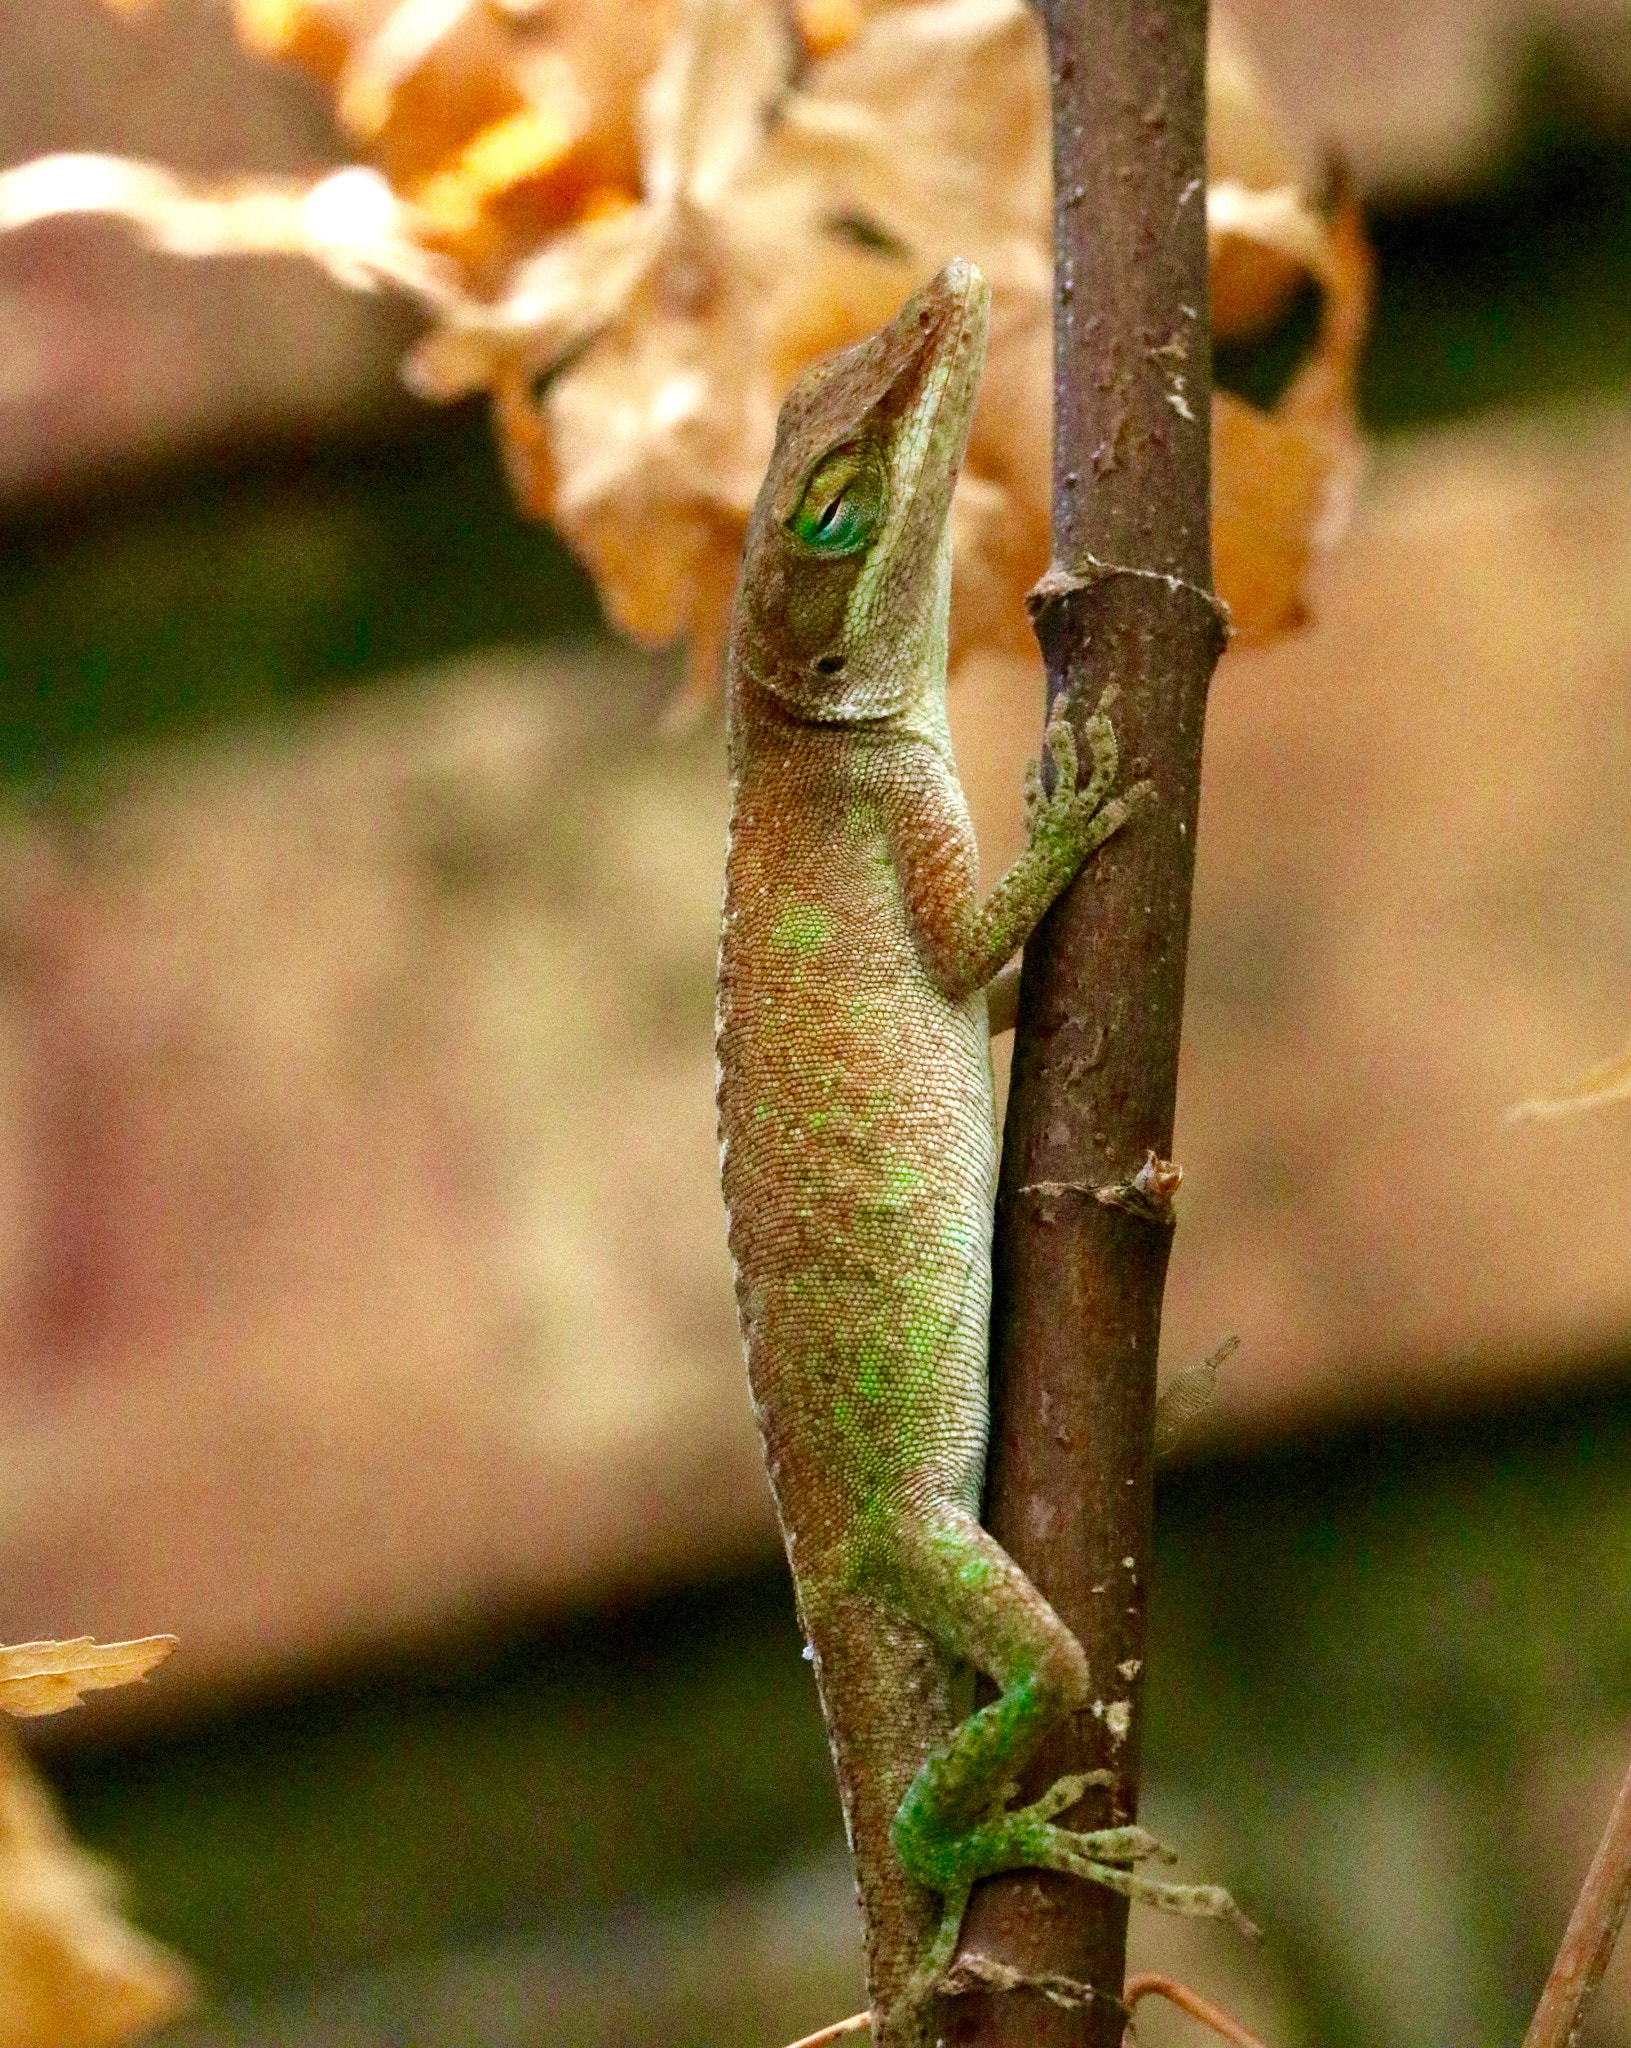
xmin=716 ymin=259 xmax=1247 ymax=2045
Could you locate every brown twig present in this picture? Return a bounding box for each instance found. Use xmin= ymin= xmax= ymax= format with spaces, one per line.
xmin=1122 ymin=1973 xmax=1267 ymax=2048
xmin=1522 ymin=1752 xmax=1631 ymax=2048
xmin=944 ymin=1 xmax=1223 ymax=2043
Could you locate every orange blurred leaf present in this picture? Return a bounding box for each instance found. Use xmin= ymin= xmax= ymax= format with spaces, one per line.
xmin=51 ymin=0 xmax=1369 ymax=695
xmin=0 ymin=1731 xmax=192 ymax=2047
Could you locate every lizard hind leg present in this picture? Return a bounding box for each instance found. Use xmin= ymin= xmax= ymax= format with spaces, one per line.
xmin=884 ymin=1504 xmax=1250 ymax=1991
xmin=884 ymin=1504 xmax=1143 ymax=1865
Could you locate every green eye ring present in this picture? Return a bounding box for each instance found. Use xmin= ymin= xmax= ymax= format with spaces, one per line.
xmin=788 ymin=442 xmax=886 ymax=554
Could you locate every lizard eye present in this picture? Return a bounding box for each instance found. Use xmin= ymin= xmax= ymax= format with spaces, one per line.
xmin=788 ymin=443 xmax=886 ymax=554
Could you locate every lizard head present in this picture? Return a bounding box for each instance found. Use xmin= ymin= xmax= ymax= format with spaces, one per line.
xmin=729 ymin=258 xmax=990 ymax=724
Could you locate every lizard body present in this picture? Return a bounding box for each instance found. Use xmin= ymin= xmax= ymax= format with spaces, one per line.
xmin=716 ymin=260 xmax=1239 ymax=2044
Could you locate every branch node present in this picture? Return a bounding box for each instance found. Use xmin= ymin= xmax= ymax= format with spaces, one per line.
xmin=1026 ymin=556 xmax=1231 ymax=656
xmin=1014 ymin=1153 xmax=1181 ymax=1227
xmin=1099 ymin=1150 xmax=1183 ymax=1219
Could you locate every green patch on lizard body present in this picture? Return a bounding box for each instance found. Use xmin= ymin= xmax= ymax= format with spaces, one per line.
xmin=770 ymin=900 xmax=837 ymax=956
xmin=879 ymin=1157 xmax=925 ymax=1202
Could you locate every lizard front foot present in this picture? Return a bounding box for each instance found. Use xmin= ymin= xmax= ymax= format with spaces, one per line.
xmin=1024 ymin=706 xmax=1155 ymax=874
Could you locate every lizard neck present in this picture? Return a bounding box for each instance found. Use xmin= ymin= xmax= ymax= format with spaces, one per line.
xmin=725 ymin=635 xmax=955 ymax=772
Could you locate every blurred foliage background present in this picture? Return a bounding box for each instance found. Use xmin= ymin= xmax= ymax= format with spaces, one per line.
xmin=3 ymin=4 xmax=1631 ymax=2046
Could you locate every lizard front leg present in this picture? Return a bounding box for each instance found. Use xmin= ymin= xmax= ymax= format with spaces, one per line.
xmin=896 ymin=701 xmax=1153 ymax=1005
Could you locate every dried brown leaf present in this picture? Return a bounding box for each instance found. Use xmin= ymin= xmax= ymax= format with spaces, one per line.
xmin=446 ymin=0 xmax=1367 ymax=686
xmin=1206 ymin=9 xmax=1312 ymax=337
xmin=1215 ymin=194 xmax=1372 ymax=642
xmin=1209 ymin=180 xmax=1328 ymax=341
xmin=232 ymin=0 xmax=676 ymax=272
xmin=0 ymin=1637 xmax=178 ymax=1720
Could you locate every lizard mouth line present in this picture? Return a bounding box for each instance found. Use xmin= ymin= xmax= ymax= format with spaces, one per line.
xmin=878 ymin=259 xmax=988 ymax=545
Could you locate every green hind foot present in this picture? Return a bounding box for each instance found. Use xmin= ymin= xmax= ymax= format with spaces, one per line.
xmin=900 ymin=1769 xmax=1258 ymax=2002
xmin=897 ymin=1774 xmax=1184 ymax=1996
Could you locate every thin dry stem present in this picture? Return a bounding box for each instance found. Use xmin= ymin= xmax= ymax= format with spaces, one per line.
xmin=1522 ymin=1752 xmax=1631 ymax=2048
xmin=1122 ymin=1972 xmax=1267 ymax=2048
xmin=783 ymin=2011 xmax=872 ymax=2048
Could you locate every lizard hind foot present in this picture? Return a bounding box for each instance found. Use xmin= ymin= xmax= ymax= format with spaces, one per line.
xmin=1011 ymin=1797 xmax=1257 ymax=1937
xmin=902 ymin=1787 xmax=1176 ymax=1932
xmin=905 ymin=1792 xmax=1253 ymax=2007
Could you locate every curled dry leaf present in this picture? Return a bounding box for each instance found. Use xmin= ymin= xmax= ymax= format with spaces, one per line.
xmin=0 ymin=1637 xmax=178 ymax=1720
xmin=1206 ymin=7 xmax=1313 ymax=340
xmin=0 ymin=1729 xmax=192 ymax=2048
xmin=1214 ymin=196 xmax=1372 ymax=642
xmin=26 ymin=0 xmax=1368 ymax=697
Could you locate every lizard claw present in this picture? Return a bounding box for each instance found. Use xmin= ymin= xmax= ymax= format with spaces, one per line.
xmin=1023 ymin=717 xmax=1080 ymax=828
xmin=1078 ymin=708 xmax=1120 ymax=811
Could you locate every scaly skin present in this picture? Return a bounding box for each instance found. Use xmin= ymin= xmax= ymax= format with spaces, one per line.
xmin=716 ymin=261 xmax=1243 ymax=2045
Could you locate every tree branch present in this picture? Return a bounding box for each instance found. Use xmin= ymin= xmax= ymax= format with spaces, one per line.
xmin=946 ymin=2 xmax=1223 ymax=2042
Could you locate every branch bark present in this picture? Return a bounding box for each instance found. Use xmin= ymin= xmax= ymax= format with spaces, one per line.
xmin=946 ymin=3 xmax=1223 ymax=2042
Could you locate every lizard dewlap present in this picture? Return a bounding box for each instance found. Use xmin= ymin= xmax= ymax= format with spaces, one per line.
xmin=715 ymin=258 xmax=1246 ymax=2045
